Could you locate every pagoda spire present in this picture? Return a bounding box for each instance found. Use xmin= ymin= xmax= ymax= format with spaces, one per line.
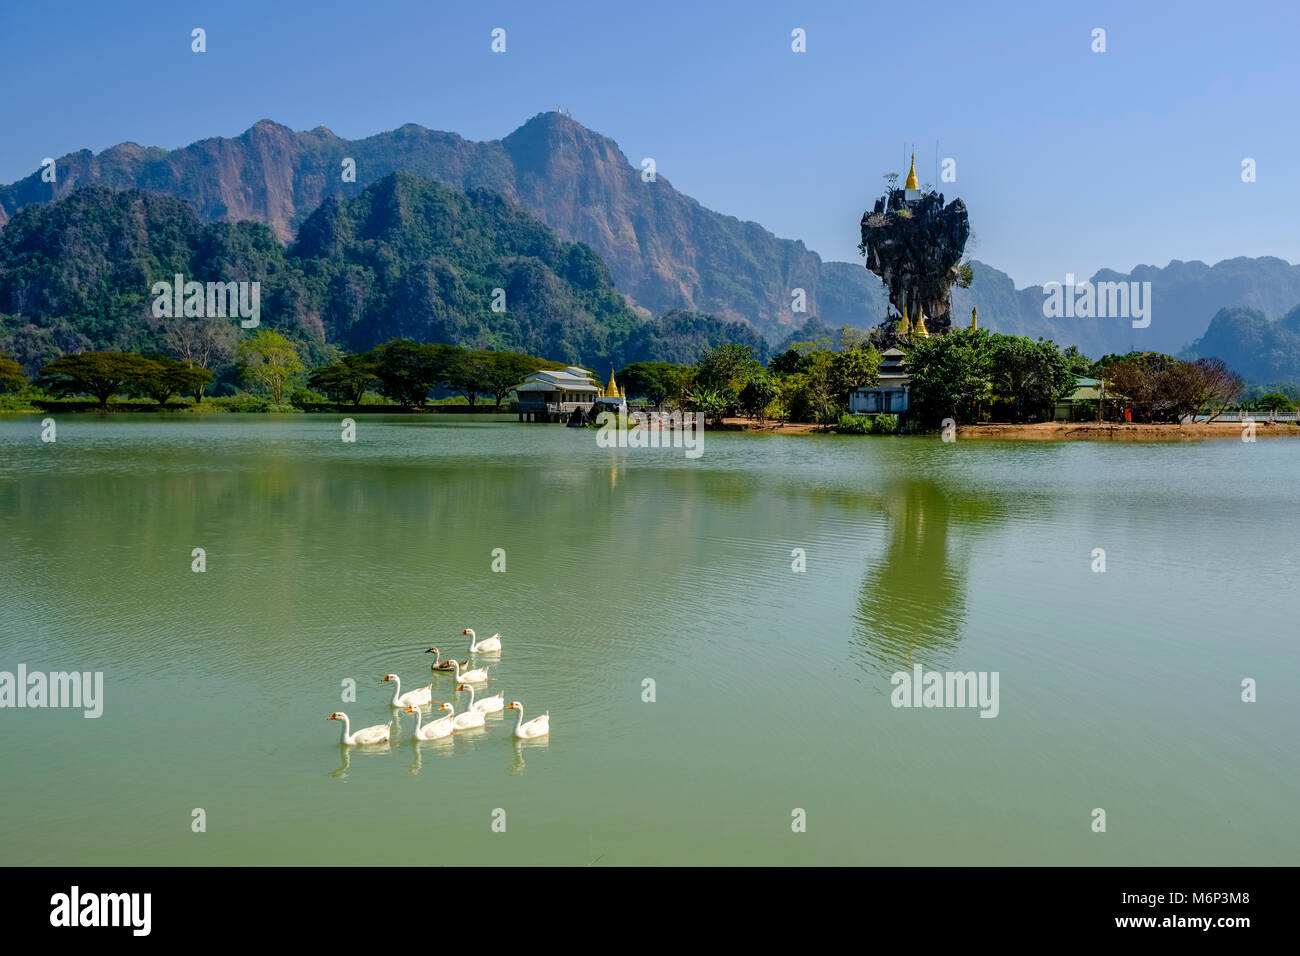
xmin=904 ymin=153 xmax=919 ymax=191
xmin=970 ymin=307 xmax=978 ymax=330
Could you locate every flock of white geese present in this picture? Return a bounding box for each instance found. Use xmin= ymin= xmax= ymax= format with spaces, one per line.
xmin=327 ymin=629 xmax=550 ymax=746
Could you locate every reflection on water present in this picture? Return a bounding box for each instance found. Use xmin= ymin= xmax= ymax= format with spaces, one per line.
xmin=330 ymin=742 xmax=392 ymax=779
xmin=408 ymin=736 xmax=456 ymax=775
xmin=508 ymin=737 xmax=549 ymax=776
xmin=852 ymin=479 xmax=1001 ymax=677
xmin=3 ymin=416 xmax=1298 ymax=865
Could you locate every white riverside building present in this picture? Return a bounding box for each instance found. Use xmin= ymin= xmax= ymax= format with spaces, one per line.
xmin=848 ymin=347 xmax=911 ymax=416
xmin=512 ymin=366 xmax=626 ymax=422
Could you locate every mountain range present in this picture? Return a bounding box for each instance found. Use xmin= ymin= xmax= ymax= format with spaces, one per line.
xmin=3 ymin=112 xmax=1300 ymax=379
xmin=0 ymin=176 xmax=765 ymax=377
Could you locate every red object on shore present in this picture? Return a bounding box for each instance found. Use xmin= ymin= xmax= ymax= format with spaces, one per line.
xmin=1124 ymin=408 xmax=1132 ymax=422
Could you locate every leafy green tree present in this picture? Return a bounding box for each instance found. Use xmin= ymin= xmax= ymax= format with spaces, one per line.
xmin=907 ymin=328 xmax=995 ymax=424
xmin=371 ymin=339 xmax=460 ymax=407
xmin=39 ymin=351 xmax=155 ymax=407
xmin=831 ymin=346 xmax=881 ymax=406
xmin=987 ymin=335 xmax=1076 ymax=421
xmin=837 ymin=326 xmax=871 ymax=352
xmin=768 ymin=348 xmax=809 ymax=376
xmin=445 ymin=349 xmax=541 ymax=409
xmin=618 ymin=361 xmax=694 ymax=407
xmin=238 ymin=330 xmax=304 ymax=404
xmin=446 ymin=350 xmax=492 ymax=406
xmin=956 ymin=260 xmax=975 ymax=289
xmin=688 ymin=387 xmax=728 ymax=426
xmin=478 ymin=351 xmax=544 ymax=409
xmin=738 ymin=374 xmax=780 ymax=421
xmin=309 ymin=352 xmax=379 ymax=405
xmin=133 ymin=354 xmax=213 ymax=405
xmin=695 ymin=344 xmax=763 ymax=411
xmin=1061 ymin=345 xmax=1092 ymax=377
xmin=0 ymin=350 xmax=25 ymax=392
xmin=802 ymin=351 xmax=844 ymax=425
xmin=1252 ymin=391 xmax=1294 ymax=413
xmin=774 ymin=373 xmax=804 ymax=422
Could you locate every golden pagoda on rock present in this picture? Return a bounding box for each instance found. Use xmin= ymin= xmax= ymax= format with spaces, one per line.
xmin=897 ymin=305 xmax=911 ymax=336
xmin=904 ymin=153 xmax=919 ymax=191
xmin=914 ymin=311 xmax=929 ymax=338
xmin=970 ymin=307 xmax=978 ymax=330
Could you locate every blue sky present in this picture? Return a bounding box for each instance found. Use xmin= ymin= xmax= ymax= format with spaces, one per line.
xmin=2 ymin=0 xmax=1297 ymax=287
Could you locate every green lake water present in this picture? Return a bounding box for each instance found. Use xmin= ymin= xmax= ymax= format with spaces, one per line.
xmin=1 ymin=413 xmax=1297 ymax=865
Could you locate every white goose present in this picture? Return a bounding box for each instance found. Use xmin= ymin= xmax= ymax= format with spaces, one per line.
xmin=442 ymin=702 xmax=486 ymax=732
xmin=328 ymin=711 xmax=392 ymax=746
xmin=406 ymin=703 xmax=454 ymax=740
xmin=505 ymin=701 xmax=550 ymax=739
xmin=448 ymin=659 xmax=490 ymax=683
xmin=458 ymin=682 xmax=505 ymax=714
xmin=424 ymin=647 xmax=459 ymax=672
xmin=463 ymin=628 xmax=502 ymax=654
xmin=382 ymin=674 xmax=433 ymax=709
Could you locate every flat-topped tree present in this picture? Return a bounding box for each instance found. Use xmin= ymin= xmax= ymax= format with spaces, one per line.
xmin=859 ymin=154 xmax=971 ymax=334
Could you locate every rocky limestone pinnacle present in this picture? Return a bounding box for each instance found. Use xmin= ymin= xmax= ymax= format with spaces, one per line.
xmin=860 ymin=185 xmax=970 ymax=334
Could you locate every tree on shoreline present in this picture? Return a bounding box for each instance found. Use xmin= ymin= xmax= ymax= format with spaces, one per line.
xmin=478 ymin=351 xmax=544 ymax=410
xmin=39 ymin=352 xmax=156 ymax=407
xmin=308 ymin=351 xmax=379 ymax=405
xmin=907 ymin=328 xmax=994 ymax=424
xmin=617 ymin=362 xmax=694 ymax=407
xmin=987 ymin=335 xmax=1075 ymax=422
xmin=133 ymin=355 xmax=213 ymax=405
xmin=0 ymin=350 xmax=24 ymax=392
xmin=1192 ymin=357 xmax=1243 ymax=422
xmin=238 ymin=330 xmax=303 ymax=405
xmin=160 ymin=315 xmax=238 ymax=402
xmin=370 ymin=340 xmax=459 ymax=407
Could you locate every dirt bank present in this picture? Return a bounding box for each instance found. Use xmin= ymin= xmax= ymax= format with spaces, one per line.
xmin=958 ymin=421 xmax=1299 ymax=440
xmin=715 ymin=418 xmax=1299 ymax=440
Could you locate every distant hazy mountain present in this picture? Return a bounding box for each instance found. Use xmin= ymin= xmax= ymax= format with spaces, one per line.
xmin=954 ymin=257 xmax=1300 ymax=360
xmin=3 ymin=113 xmax=1299 ymax=368
xmin=1180 ymin=304 xmax=1300 ymax=384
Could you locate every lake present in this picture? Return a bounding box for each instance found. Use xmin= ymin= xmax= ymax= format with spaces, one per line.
xmin=1 ymin=413 xmax=1297 ymax=865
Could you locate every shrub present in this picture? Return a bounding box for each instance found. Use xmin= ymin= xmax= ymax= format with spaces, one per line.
xmin=289 ymin=386 xmax=327 ymax=408
xmin=212 ymin=393 xmax=300 ymax=413
xmin=836 ymin=414 xmax=871 ymax=434
xmin=869 ymin=414 xmax=899 ymax=434
xmin=0 ymin=392 xmax=35 ymax=411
